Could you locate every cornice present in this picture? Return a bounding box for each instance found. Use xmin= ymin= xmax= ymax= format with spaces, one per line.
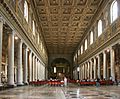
xmin=76 ymin=0 xmax=109 ymax=53
xmin=30 ymin=0 xmax=49 ymax=56
xmin=78 ymin=23 xmax=120 ymax=64
xmin=0 ymin=0 xmax=48 ymax=64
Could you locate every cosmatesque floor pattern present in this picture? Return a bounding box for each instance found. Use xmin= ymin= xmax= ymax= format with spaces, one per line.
xmin=0 ymin=84 xmax=119 ymax=99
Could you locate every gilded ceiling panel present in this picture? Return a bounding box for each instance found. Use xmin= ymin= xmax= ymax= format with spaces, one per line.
xmin=34 ymin=0 xmax=103 ymax=54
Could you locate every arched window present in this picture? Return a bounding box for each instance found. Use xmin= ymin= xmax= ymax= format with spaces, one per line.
xmin=85 ymin=39 xmax=87 ymax=50
xmin=38 ymin=34 xmax=39 ymax=44
xmin=81 ymin=45 xmax=83 ymax=54
xmin=90 ymin=31 xmax=93 ymax=44
xmin=54 ymin=67 xmax=56 ymax=73
xmin=43 ymin=48 xmax=44 ymax=54
xmin=75 ymin=53 xmax=77 ymax=59
xmin=98 ymin=20 xmax=102 ymax=37
xmin=41 ymin=42 xmax=43 ymax=50
xmin=24 ymin=0 xmax=28 ymax=22
xmin=110 ymin=0 xmax=118 ymax=23
xmin=32 ymin=20 xmax=35 ymax=35
xmin=78 ymin=49 xmax=80 ymax=56
xmin=74 ymin=56 xmax=75 ymax=62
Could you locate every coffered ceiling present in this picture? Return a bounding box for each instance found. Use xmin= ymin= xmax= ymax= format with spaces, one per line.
xmin=33 ymin=0 xmax=103 ymax=54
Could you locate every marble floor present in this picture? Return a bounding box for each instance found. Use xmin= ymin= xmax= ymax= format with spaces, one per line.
xmin=0 ymin=84 xmax=119 ymax=99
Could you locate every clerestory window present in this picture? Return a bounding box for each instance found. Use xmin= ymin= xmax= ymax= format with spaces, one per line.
xmin=24 ymin=0 xmax=28 ymax=22
xmin=110 ymin=0 xmax=118 ymax=23
xmin=98 ymin=20 xmax=102 ymax=37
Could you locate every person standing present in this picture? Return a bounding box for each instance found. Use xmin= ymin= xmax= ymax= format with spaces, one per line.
xmin=96 ymin=78 xmax=100 ymax=87
xmin=64 ymin=77 xmax=67 ymax=87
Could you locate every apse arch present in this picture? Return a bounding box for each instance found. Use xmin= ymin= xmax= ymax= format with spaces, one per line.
xmin=50 ymin=58 xmax=70 ymax=79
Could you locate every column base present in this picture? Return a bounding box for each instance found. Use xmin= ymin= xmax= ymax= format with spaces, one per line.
xmin=0 ymin=83 xmax=3 ymax=86
xmin=7 ymin=84 xmax=16 ymax=88
xmin=0 ymin=83 xmax=3 ymax=90
xmin=17 ymin=83 xmax=24 ymax=86
xmin=24 ymin=82 xmax=28 ymax=85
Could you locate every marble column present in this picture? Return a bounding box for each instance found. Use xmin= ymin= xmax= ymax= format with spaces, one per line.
xmin=23 ymin=46 xmax=28 ymax=84
xmin=8 ymin=31 xmax=15 ymax=86
xmin=90 ymin=60 xmax=93 ymax=79
xmin=29 ymin=50 xmax=32 ymax=82
xmin=32 ymin=55 xmax=35 ymax=81
xmin=83 ymin=64 xmax=85 ymax=79
xmin=82 ymin=65 xmax=84 ymax=79
xmin=17 ymin=39 xmax=23 ymax=85
xmin=43 ymin=65 xmax=45 ymax=79
xmin=85 ymin=63 xmax=87 ymax=79
xmin=87 ymin=62 xmax=90 ymax=79
xmin=110 ymin=47 xmax=115 ymax=81
xmin=37 ymin=61 xmax=40 ymax=80
xmin=36 ymin=58 xmax=38 ymax=80
xmin=37 ymin=60 xmax=39 ymax=80
xmin=5 ymin=55 xmax=8 ymax=79
xmin=35 ymin=58 xmax=37 ymax=80
xmin=39 ymin=62 xmax=41 ymax=80
xmin=94 ymin=57 xmax=96 ymax=79
xmin=79 ymin=66 xmax=81 ymax=80
xmin=103 ymin=51 xmax=107 ymax=79
xmin=97 ymin=55 xmax=101 ymax=79
xmin=0 ymin=19 xmax=3 ymax=86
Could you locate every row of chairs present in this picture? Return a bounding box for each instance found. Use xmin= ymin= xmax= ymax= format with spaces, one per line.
xmin=29 ymin=80 xmax=64 ymax=86
xmin=47 ymin=81 xmax=64 ymax=86
xmin=29 ymin=80 xmax=114 ymax=86
xmin=79 ymin=80 xmax=114 ymax=86
xmin=29 ymin=80 xmax=48 ymax=86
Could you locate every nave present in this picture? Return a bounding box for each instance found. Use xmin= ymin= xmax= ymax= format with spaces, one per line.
xmin=0 ymin=84 xmax=120 ymax=99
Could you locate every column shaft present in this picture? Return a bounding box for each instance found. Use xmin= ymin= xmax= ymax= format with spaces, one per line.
xmin=103 ymin=51 xmax=107 ymax=79
xmin=8 ymin=31 xmax=15 ymax=85
xmin=23 ymin=46 xmax=28 ymax=84
xmin=34 ymin=58 xmax=37 ymax=80
xmin=39 ymin=62 xmax=41 ymax=79
xmin=90 ymin=60 xmax=93 ymax=79
xmin=37 ymin=60 xmax=39 ymax=80
xmin=35 ymin=58 xmax=38 ymax=80
xmin=94 ymin=58 xmax=96 ymax=79
xmin=88 ymin=62 xmax=90 ymax=79
xmin=79 ymin=66 xmax=81 ymax=80
xmin=98 ymin=55 xmax=101 ymax=79
xmin=0 ymin=20 xmax=3 ymax=85
xmin=29 ymin=51 xmax=32 ymax=82
xmin=83 ymin=65 xmax=85 ymax=79
xmin=17 ymin=40 xmax=23 ymax=85
xmin=37 ymin=61 xmax=40 ymax=79
xmin=110 ymin=47 xmax=115 ymax=81
xmin=32 ymin=56 xmax=35 ymax=81
xmin=85 ymin=63 xmax=87 ymax=79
